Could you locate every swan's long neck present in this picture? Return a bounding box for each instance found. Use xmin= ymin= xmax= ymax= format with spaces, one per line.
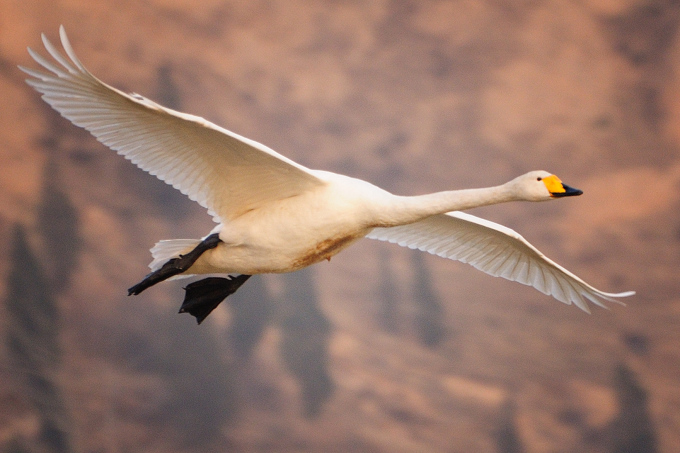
xmin=378 ymin=184 xmax=518 ymax=227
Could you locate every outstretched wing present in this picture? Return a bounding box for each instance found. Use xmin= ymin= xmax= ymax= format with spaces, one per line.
xmin=21 ymin=26 xmax=325 ymax=223
xmin=367 ymin=211 xmax=634 ymax=312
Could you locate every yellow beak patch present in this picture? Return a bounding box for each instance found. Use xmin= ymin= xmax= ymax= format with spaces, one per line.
xmin=542 ymin=175 xmax=565 ymax=195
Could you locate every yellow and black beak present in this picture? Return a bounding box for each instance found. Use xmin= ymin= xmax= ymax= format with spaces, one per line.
xmin=543 ymin=175 xmax=583 ymax=198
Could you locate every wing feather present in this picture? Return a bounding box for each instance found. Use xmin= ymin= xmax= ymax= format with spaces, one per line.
xmin=21 ymin=26 xmax=324 ymax=223
xmin=367 ymin=211 xmax=634 ymax=312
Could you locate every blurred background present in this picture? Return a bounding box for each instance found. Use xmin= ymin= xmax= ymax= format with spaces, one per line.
xmin=1 ymin=0 xmax=679 ymax=451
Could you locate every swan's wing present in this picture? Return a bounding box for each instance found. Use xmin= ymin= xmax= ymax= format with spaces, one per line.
xmin=367 ymin=211 xmax=634 ymax=312
xmin=21 ymin=26 xmax=324 ymax=223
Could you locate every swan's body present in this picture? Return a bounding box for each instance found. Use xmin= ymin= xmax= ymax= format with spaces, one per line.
xmin=160 ymin=170 xmax=553 ymax=276
xmin=22 ymin=27 xmax=634 ymax=320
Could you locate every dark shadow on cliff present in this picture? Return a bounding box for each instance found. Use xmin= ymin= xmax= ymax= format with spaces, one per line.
xmin=279 ymin=268 xmax=334 ymax=418
xmin=4 ymin=225 xmax=72 ymax=453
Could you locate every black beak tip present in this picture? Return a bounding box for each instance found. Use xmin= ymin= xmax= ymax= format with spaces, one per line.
xmin=553 ymin=184 xmax=583 ymax=197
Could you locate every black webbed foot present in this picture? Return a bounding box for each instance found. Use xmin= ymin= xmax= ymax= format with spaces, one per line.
xmin=180 ymin=275 xmax=252 ymax=324
xmin=128 ymin=233 xmax=222 ymax=296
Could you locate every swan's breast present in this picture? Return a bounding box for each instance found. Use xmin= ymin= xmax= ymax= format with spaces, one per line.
xmin=290 ymin=233 xmax=364 ymax=269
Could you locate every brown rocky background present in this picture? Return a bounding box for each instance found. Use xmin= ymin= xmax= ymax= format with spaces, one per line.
xmin=1 ymin=0 xmax=679 ymax=452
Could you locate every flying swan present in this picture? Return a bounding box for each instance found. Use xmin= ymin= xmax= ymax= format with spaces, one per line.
xmin=21 ymin=27 xmax=634 ymax=323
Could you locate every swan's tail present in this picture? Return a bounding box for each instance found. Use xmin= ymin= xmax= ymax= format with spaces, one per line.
xmin=149 ymin=239 xmax=202 ymax=273
xmin=129 ymin=234 xmax=222 ymax=295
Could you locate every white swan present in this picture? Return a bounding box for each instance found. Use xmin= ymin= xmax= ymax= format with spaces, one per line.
xmin=21 ymin=27 xmax=634 ymax=322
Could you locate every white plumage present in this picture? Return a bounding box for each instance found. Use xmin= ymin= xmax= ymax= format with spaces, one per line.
xmin=22 ymin=26 xmax=634 ymax=314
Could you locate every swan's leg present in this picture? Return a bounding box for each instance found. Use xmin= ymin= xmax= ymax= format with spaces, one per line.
xmin=179 ymin=275 xmax=252 ymax=324
xmin=127 ymin=233 xmax=222 ymax=296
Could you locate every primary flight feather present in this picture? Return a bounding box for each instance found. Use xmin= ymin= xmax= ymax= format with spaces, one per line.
xmin=21 ymin=26 xmax=634 ymax=323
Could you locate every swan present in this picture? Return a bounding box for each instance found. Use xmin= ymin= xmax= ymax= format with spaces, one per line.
xmin=21 ymin=27 xmax=634 ymax=323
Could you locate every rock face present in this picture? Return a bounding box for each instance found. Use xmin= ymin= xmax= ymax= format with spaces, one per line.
xmin=1 ymin=1 xmax=678 ymax=452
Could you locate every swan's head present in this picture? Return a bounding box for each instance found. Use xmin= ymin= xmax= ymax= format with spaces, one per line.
xmin=512 ymin=171 xmax=583 ymax=201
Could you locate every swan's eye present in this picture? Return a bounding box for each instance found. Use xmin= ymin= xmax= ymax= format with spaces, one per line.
xmin=536 ymin=177 xmax=542 ymax=181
